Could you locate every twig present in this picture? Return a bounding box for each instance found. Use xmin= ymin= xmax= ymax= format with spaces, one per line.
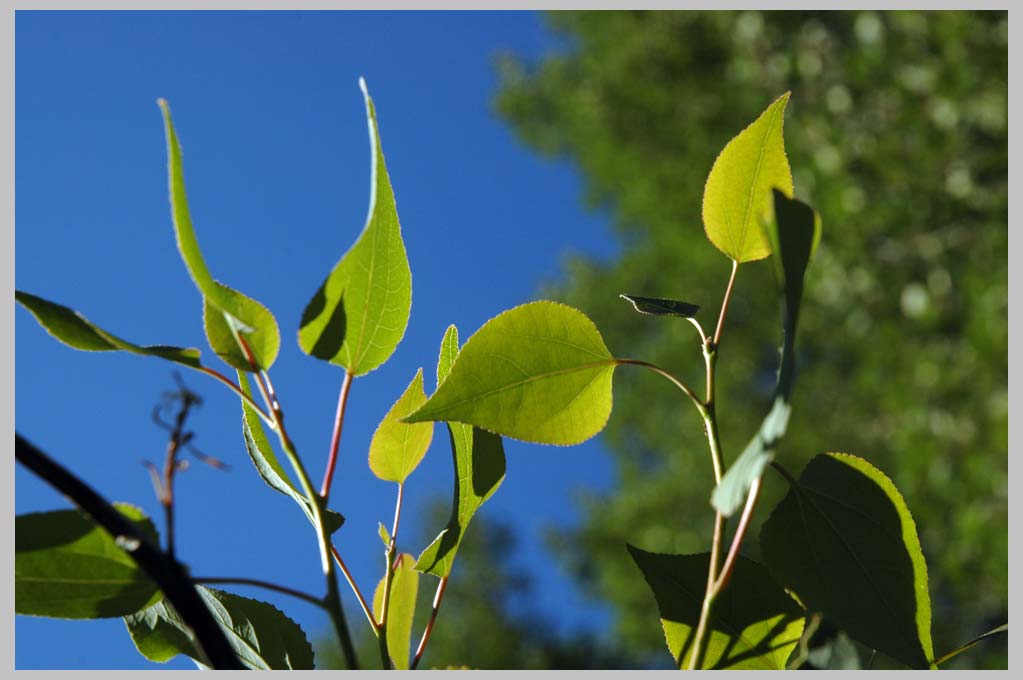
xmin=320 ymin=371 xmax=354 ymax=500
xmin=410 ymin=576 xmax=449 ymax=670
xmin=377 ymin=483 xmax=406 ymax=670
xmin=713 ymin=476 xmax=762 ymax=593
xmin=193 ymin=577 xmax=325 ymax=609
xmin=330 ymin=543 xmax=379 ymax=634
xmin=15 ymin=434 xmax=244 ymax=670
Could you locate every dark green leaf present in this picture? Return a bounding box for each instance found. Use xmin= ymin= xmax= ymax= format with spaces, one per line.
xmin=372 ymin=553 xmax=420 ymax=670
xmin=416 ymin=325 xmax=506 ymax=577
xmin=620 ymin=294 xmax=700 ymax=318
xmin=298 ymin=78 xmax=412 ymax=376
xmin=627 ymin=545 xmax=804 ymax=669
xmin=16 ymin=504 xmax=162 ymax=619
xmin=125 ymin=585 xmax=314 ymax=669
xmin=405 ymin=302 xmax=617 ymax=446
xmin=16 ymin=291 xmax=201 ymax=367
xmin=712 ymin=190 xmax=820 ymax=516
xmin=158 ymin=99 xmax=280 ymax=371
xmin=760 ymin=452 xmax=935 ymax=669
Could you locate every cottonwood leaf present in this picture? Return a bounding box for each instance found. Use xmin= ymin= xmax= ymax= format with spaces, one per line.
xmin=628 ymin=545 xmax=804 ymax=669
xmin=238 ymin=372 xmax=344 ymax=534
xmin=298 ymin=78 xmax=411 ymax=376
xmin=404 ymin=301 xmax=616 ymax=446
xmin=16 ymin=504 xmax=162 ymax=619
xmin=416 ymin=325 xmax=506 ymax=577
xmin=620 ymin=294 xmax=700 ymax=318
xmin=372 ymin=554 xmax=420 ymax=670
xmin=368 ymin=368 xmax=433 ymax=483
xmin=760 ymin=452 xmax=935 ymax=669
xmin=712 ymin=190 xmax=820 ymax=516
xmin=158 ymin=99 xmax=280 ymax=371
xmin=703 ymin=92 xmax=793 ymax=262
xmin=16 ymin=291 xmax=201 ymax=367
xmin=124 ymin=585 xmax=314 ymax=669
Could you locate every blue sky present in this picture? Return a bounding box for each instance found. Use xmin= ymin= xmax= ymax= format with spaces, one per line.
xmin=15 ymin=10 xmax=623 ymax=670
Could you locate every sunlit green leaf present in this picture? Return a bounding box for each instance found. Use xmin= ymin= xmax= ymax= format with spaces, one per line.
xmin=416 ymin=325 xmax=506 ymax=577
xmin=628 ymin=545 xmax=804 ymax=669
xmin=368 ymin=369 xmax=433 ymax=483
xmin=124 ymin=585 xmax=314 ymax=669
xmin=702 ymin=92 xmax=793 ymax=262
xmin=760 ymin=452 xmax=935 ymax=669
xmin=405 ymin=302 xmax=616 ymax=446
xmin=372 ymin=554 xmax=420 ymax=670
xmin=712 ymin=190 xmax=820 ymax=516
xmin=238 ymin=372 xmax=344 ymax=534
xmin=158 ymin=99 xmax=280 ymax=371
xmin=620 ymin=294 xmax=700 ymax=318
xmin=16 ymin=504 xmax=162 ymax=619
xmin=298 ymin=78 xmax=412 ymax=376
xmin=16 ymin=291 xmax=201 ymax=367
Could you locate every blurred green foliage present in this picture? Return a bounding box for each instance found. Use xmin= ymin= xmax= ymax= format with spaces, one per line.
xmin=492 ymin=10 xmax=1006 ymax=669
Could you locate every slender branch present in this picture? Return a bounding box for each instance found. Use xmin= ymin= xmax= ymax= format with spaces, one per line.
xmin=194 ymin=577 xmax=326 ymax=609
xmin=231 ymin=331 xmax=359 ymax=670
xmin=712 ymin=259 xmax=739 ymax=347
xmin=685 ymin=511 xmax=724 ymax=670
xmin=713 ymin=476 xmax=762 ymax=593
xmin=687 ymin=316 xmax=709 ymax=346
xmin=195 ymin=366 xmax=275 ymax=429
xmin=934 ymin=624 xmax=1008 ymax=667
xmin=320 ymin=371 xmax=354 ymax=500
xmin=15 ymin=434 xmax=244 ymax=670
xmin=787 ymin=613 xmax=822 ymax=670
xmin=330 ymin=543 xmax=379 ymax=634
xmin=410 ymin=576 xmax=449 ymax=670
xmin=615 ymin=358 xmax=705 ymax=412
xmin=377 ymin=482 xmax=405 ymax=670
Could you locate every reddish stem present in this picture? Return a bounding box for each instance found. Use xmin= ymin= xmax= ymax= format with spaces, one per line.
xmin=320 ymin=371 xmax=354 ymax=500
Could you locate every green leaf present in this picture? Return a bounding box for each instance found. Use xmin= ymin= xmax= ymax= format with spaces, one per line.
xmin=158 ymin=99 xmax=280 ymax=371
xmin=298 ymin=78 xmax=412 ymax=376
xmin=125 ymin=585 xmax=314 ymax=669
xmin=404 ymin=301 xmax=617 ymax=446
xmin=16 ymin=504 xmax=162 ymax=619
xmin=416 ymin=325 xmax=506 ymax=577
xmin=702 ymin=92 xmax=793 ymax=262
xmin=238 ymin=372 xmax=344 ymax=534
xmin=372 ymin=554 xmax=420 ymax=670
xmin=760 ymin=452 xmax=935 ymax=669
xmin=711 ymin=190 xmax=820 ymax=516
xmin=620 ymin=294 xmax=700 ymax=318
xmin=627 ymin=545 xmax=804 ymax=669
xmin=368 ymin=368 xmax=434 ymax=483
xmin=16 ymin=291 xmax=201 ymax=368
xmin=378 ymin=522 xmax=391 ymax=548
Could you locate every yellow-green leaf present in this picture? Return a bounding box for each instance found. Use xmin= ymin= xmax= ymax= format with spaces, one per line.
xmin=372 ymin=554 xmax=420 ymax=670
xmin=298 ymin=78 xmax=412 ymax=376
xmin=702 ymin=92 xmax=793 ymax=262
xmin=404 ymin=302 xmax=617 ymax=446
xmin=368 ymin=369 xmax=433 ymax=483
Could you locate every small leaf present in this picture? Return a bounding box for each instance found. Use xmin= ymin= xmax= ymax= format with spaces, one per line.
xmin=620 ymin=294 xmax=700 ymax=318
xmin=369 ymin=369 xmax=434 ymax=483
xmin=416 ymin=326 xmax=506 ymax=577
xmin=16 ymin=291 xmax=201 ymax=367
xmin=378 ymin=522 xmax=391 ymax=548
xmin=711 ymin=191 xmax=820 ymax=516
xmin=238 ymin=372 xmax=344 ymax=534
xmin=627 ymin=545 xmax=804 ymax=669
xmin=760 ymin=453 xmax=935 ymax=669
xmin=405 ymin=301 xmax=617 ymax=446
xmin=298 ymin=78 xmax=412 ymax=376
xmin=372 ymin=554 xmax=420 ymax=670
xmin=158 ymin=99 xmax=280 ymax=371
xmin=125 ymin=585 xmax=314 ymax=669
xmin=703 ymin=92 xmax=793 ymax=263
xmin=16 ymin=505 xmax=162 ymax=619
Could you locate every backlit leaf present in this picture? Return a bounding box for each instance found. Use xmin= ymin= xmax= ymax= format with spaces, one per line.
xmin=628 ymin=545 xmax=804 ymax=669
xmin=298 ymin=78 xmax=412 ymax=376
xmin=404 ymin=301 xmax=616 ymax=446
xmin=416 ymin=326 xmax=506 ymax=577
xmin=158 ymin=99 xmax=280 ymax=371
xmin=702 ymin=92 xmax=793 ymax=262
xmin=16 ymin=291 xmax=201 ymax=368
xmin=368 ymin=369 xmax=433 ymax=483
xmin=711 ymin=191 xmax=820 ymax=516
xmin=372 ymin=554 xmax=420 ymax=670
xmin=125 ymin=585 xmax=314 ymax=669
xmin=16 ymin=504 xmax=162 ymax=619
xmin=760 ymin=453 xmax=935 ymax=669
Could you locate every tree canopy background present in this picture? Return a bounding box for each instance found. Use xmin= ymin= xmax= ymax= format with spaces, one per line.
xmin=326 ymin=10 xmax=1007 ymax=669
